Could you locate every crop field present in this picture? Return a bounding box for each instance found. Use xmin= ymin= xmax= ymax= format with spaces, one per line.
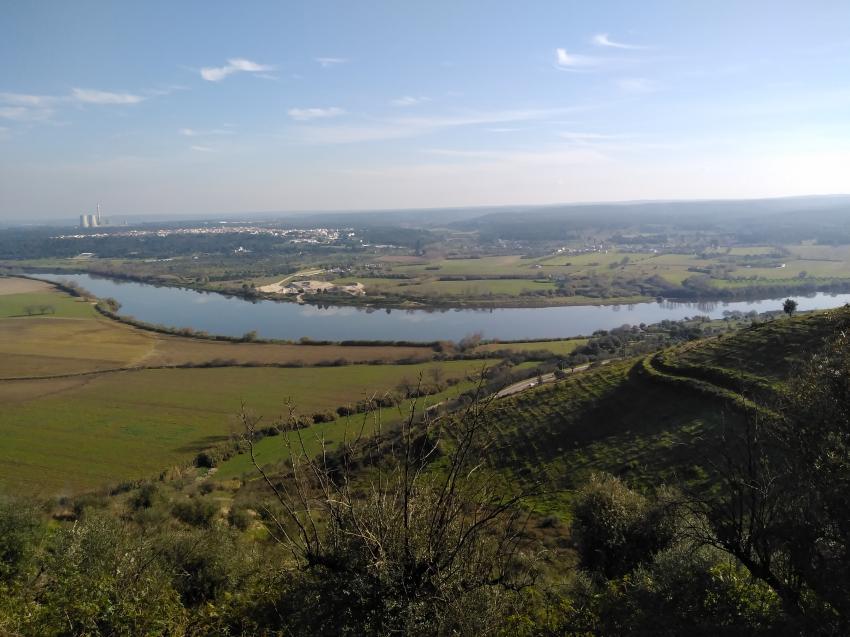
xmin=214 ymin=377 xmax=481 ymax=480
xmin=390 ymin=278 xmax=557 ymax=296
xmin=0 ymin=278 xmax=493 ymax=493
xmin=0 ymin=360 xmax=490 ymax=494
xmin=0 ymin=277 xmax=437 ymax=379
xmin=472 ymin=338 xmax=588 ymax=356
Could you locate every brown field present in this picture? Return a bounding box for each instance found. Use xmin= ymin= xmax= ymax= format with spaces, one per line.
xmin=137 ymin=335 xmax=433 ymax=367
xmin=0 ymin=277 xmax=436 ymax=380
xmin=0 ymin=277 xmax=54 ymax=295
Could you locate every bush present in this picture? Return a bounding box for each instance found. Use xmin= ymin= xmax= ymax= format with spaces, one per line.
xmin=0 ymin=497 xmax=42 ymax=583
xmin=172 ymin=498 xmax=219 ymax=528
xmin=228 ymin=504 xmax=255 ymax=531
xmin=128 ymin=482 xmax=160 ymax=510
xmin=571 ymin=473 xmax=675 ymax=578
xmin=312 ymin=411 xmax=337 ymax=424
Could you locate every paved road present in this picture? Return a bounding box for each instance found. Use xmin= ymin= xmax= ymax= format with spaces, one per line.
xmin=495 ymin=360 xmax=615 ymax=398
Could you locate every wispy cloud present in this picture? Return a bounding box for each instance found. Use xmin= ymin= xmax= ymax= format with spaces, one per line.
xmin=391 ymin=96 xmax=430 ymax=107
xmin=200 ymin=58 xmax=274 ymax=82
xmin=179 ymin=127 xmax=234 ymax=137
xmin=0 ymin=92 xmax=59 ymax=121
xmin=0 ymin=92 xmax=55 ymax=107
xmin=288 ymin=107 xmax=346 ymax=121
xmin=190 ymin=145 xmax=215 ymax=152
xmin=422 ymin=147 xmax=610 ymax=164
xmin=592 ymin=33 xmax=647 ymax=50
xmin=555 ymin=48 xmax=605 ymax=70
xmin=315 ymin=57 xmax=348 ymax=68
xmin=558 ymin=131 xmax=626 ymax=142
xmin=0 ymin=106 xmax=47 ymax=121
xmin=615 ymin=77 xmax=657 ymax=93
xmin=292 ymin=108 xmax=574 ymax=144
xmin=71 ymin=88 xmax=145 ymax=104
xmin=1 ymin=86 xmax=157 ymax=125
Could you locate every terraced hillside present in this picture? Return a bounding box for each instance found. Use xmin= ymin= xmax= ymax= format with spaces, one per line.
xmin=486 ymin=306 xmax=850 ymax=513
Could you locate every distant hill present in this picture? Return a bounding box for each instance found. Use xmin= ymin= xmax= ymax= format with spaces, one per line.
xmin=450 ymin=195 xmax=850 ymax=243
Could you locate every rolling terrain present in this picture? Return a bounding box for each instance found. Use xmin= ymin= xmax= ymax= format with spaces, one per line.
xmin=479 ymin=305 xmax=849 ymax=514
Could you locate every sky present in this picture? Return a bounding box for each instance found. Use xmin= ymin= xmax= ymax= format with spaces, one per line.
xmin=2 ymin=0 xmax=850 ymax=220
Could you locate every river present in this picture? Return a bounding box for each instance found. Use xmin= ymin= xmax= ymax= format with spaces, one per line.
xmin=33 ymin=272 xmax=850 ymax=342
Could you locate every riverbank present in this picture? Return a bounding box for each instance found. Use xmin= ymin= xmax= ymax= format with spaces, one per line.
xmin=11 ymin=261 xmax=850 ymax=312
xmin=18 ymin=271 xmax=850 ymax=343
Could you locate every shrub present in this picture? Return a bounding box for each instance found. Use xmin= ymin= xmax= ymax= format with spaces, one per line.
xmin=571 ymin=473 xmax=675 ymax=579
xmin=172 ymin=498 xmax=219 ymax=528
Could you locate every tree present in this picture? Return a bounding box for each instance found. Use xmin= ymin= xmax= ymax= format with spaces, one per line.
xmin=684 ymin=325 xmax=850 ymax=632
xmin=242 ymin=389 xmax=541 ymax=634
xmin=782 ymin=298 xmax=797 ymax=317
xmin=571 ymin=473 xmax=675 ymax=579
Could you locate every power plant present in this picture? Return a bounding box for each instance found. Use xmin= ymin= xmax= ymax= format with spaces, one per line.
xmin=79 ymin=203 xmax=107 ymax=228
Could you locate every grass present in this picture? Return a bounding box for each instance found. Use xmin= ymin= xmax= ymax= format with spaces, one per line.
xmin=477 ymin=307 xmax=850 ymax=515
xmin=0 ymin=281 xmax=438 ymax=379
xmin=472 ymin=338 xmax=588 ymax=357
xmin=0 ymin=360 xmax=490 ymax=494
xmin=214 ymin=378 xmax=481 ymax=480
xmin=0 ymin=290 xmax=96 ymax=319
xmin=399 ymin=279 xmax=557 ymax=296
xmin=0 ymin=317 xmax=155 ymax=377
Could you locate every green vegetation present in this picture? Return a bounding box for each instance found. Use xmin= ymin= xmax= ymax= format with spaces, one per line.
xmin=472 ymin=337 xmax=588 ymax=357
xmin=0 ymin=361 xmax=486 ymax=494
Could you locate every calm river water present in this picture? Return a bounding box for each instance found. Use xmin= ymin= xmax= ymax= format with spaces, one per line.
xmin=34 ymin=272 xmax=850 ymax=342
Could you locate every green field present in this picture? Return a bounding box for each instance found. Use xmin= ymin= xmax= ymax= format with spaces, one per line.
xmin=472 ymin=338 xmax=588 ymax=356
xmin=0 ymin=360 xmax=489 ymax=494
xmin=0 ymin=290 xmax=96 ymax=319
xmin=214 ymin=377 xmax=480 ymax=479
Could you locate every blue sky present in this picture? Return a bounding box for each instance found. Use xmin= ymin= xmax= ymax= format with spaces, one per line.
xmin=2 ymin=1 xmax=850 ymax=220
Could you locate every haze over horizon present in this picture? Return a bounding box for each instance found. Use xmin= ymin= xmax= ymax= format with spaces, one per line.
xmin=3 ymin=1 xmax=850 ymax=220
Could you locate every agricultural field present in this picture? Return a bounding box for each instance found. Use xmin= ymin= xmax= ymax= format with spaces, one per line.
xmin=0 ymin=277 xmax=437 ymax=378
xmin=15 ymin=235 xmax=850 ymax=309
xmin=0 ymin=360 xmax=489 ymax=494
xmin=0 ymin=277 xmax=501 ymax=493
xmin=471 ymin=338 xmax=588 ymax=357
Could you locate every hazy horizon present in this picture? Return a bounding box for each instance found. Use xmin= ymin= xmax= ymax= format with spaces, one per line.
xmin=3 ymin=1 xmax=850 ymax=220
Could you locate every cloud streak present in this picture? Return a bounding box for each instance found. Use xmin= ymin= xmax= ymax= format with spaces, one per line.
xmin=555 ymin=48 xmax=605 ymax=70
xmin=71 ymin=88 xmax=145 ymax=104
xmin=288 ymin=107 xmax=346 ymax=121
xmin=391 ymin=96 xmax=430 ymax=107
xmin=615 ymin=77 xmax=656 ymax=93
xmin=592 ymin=33 xmax=646 ymax=50
xmin=315 ymin=57 xmax=348 ymax=68
xmin=179 ymin=127 xmax=234 ymax=137
xmin=200 ymin=58 xmax=274 ymax=82
xmin=292 ymin=108 xmax=575 ymax=144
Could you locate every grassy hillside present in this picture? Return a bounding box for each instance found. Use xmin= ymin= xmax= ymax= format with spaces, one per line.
xmin=481 ymin=307 xmax=850 ymax=515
